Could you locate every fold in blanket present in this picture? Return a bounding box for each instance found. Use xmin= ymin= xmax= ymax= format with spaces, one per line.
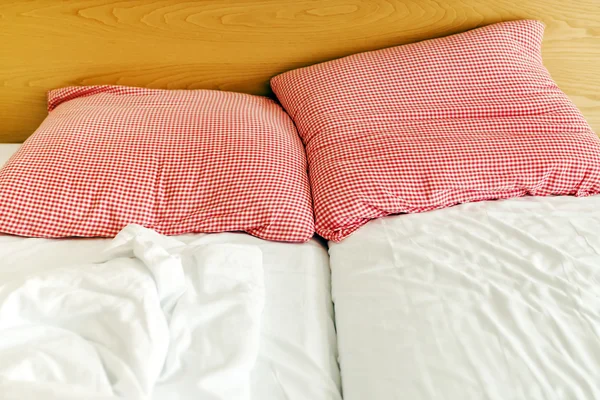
xmin=0 ymin=225 xmax=264 ymax=400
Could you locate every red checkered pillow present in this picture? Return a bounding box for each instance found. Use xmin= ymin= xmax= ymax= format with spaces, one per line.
xmin=271 ymin=20 xmax=600 ymax=242
xmin=0 ymin=85 xmax=314 ymax=242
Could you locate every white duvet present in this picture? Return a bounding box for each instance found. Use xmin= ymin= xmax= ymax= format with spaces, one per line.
xmin=330 ymin=195 xmax=600 ymax=400
xmin=0 ymin=225 xmax=264 ymax=400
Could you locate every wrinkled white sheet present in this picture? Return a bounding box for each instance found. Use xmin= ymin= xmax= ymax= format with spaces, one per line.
xmin=330 ymin=195 xmax=600 ymax=400
xmin=0 ymin=225 xmax=264 ymax=400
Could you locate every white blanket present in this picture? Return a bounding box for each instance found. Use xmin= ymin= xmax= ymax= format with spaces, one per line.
xmin=330 ymin=195 xmax=600 ymax=400
xmin=0 ymin=225 xmax=264 ymax=400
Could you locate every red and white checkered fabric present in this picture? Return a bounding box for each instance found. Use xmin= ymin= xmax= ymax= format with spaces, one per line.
xmin=0 ymin=86 xmax=315 ymax=242
xmin=271 ymin=20 xmax=600 ymax=242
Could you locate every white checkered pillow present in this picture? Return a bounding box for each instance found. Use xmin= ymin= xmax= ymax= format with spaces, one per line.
xmin=0 ymin=86 xmax=315 ymax=242
xmin=271 ymin=20 xmax=600 ymax=242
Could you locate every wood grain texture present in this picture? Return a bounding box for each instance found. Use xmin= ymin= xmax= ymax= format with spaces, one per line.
xmin=1 ymin=0 xmax=599 ymax=142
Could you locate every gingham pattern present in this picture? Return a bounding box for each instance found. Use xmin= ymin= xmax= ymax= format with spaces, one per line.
xmin=271 ymin=20 xmax=600 ymax=242
xmin=0 ymin=86 xmax=315 ymax=242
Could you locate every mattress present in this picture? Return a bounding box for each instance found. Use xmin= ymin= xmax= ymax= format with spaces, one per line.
xmin=1 ymin=141 xmax=341 ymax=400
xmin=329 ymin=195 xmax=600 ymax=400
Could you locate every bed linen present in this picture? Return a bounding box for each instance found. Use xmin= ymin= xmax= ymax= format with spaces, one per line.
xmin=272 ymin=20 xmax=600 ymax=242
xmin=0 ymin=87 xmax=315 ymax=242
xmin=0 ymin=230 xmax=341 ymax=400
xmin=0 ymin=224 xmax=265 ymax=399
xmin=329 ymin=195 xmax=600 ymax=400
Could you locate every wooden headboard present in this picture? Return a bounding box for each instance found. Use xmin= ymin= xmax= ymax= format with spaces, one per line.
xmin=1 ymin=0 xmax=599 ymax=142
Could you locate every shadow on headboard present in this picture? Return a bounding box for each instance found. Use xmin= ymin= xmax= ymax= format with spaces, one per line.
xmin=1 ymin=0 xmax=599 ymax=142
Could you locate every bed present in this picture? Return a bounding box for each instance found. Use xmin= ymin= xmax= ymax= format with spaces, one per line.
xmin=329 ymin=195 xmax=600 ymax=399
xmin=1 ymin=1 xmax=600 ymax=399
xmin=1 ymin=143 xmax=341 ymax=400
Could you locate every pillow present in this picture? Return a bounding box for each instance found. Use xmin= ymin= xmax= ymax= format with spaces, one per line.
xmin=271 ymin=20 xmax=600 ymax=242
xmin=0 ymin=85 xmax=314 ymax=242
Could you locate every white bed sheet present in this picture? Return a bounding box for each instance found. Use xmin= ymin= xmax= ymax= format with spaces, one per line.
xmin=0 ymin=232 xmax=341 ymax=400
xmin=330 ymin=195 xmax=600 ymax=400
xmin=1 ymin=142 xmax=341 ymax=400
